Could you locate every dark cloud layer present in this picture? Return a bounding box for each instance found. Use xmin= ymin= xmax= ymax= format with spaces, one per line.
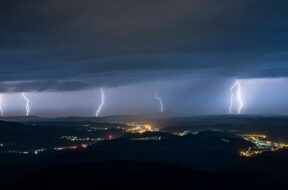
xmin=0 ymin=0 xmax=288 ymax=92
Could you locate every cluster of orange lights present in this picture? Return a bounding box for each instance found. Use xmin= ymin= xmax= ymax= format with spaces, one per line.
xmin=240 ymin=134 xmax=288 ymax=157
xmin=126 ymin=123 xmax=158 ymax=134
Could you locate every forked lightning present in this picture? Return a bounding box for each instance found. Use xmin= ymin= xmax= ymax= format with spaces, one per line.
xmin=96 ymin=88 xmax=105 ymax=117
xmin=155 ymin=91 xmax=164 ymax=113
xmin=229 ymin=80 xmax=244 ymax=114
xmin=22 ymin=93 xmax=30 ymax=116
xmin=0 ymin=94 xmax=3 ymax=116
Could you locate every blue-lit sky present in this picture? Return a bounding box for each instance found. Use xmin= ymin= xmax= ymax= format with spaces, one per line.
xmin=1 ymin=77 xmax=288 ymax=117
xmin=0 ymin=1 xmax=288 ymax=116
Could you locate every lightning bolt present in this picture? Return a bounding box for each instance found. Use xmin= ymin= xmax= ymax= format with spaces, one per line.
xmin=229 ymin=80 xmax=244 ymax=114
xmin=0 ymin=94 xmax=3 ymax=116
xmin=95 ymin=88 xmax=105 ymax=117
xmin=22 ymin=93 xmax=30 ymax=116
xmin=155 ymin=91 xmax=164 ymax=113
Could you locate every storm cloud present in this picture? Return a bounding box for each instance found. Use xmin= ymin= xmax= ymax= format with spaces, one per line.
xmin=0 ymin=0 xmax=288 ymax=92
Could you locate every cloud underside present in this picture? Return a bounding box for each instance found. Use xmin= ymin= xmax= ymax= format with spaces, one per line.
xmin=0 ymin=0 xmax=288 ymax=92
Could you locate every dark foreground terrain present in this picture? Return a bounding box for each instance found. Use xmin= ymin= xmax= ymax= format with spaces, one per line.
xmin=0 ymin=115 xmax=288 ymax=189
xmin=16 ymin=160 xmax=288 ymax=190
xmin=3 ymin=140 xmax=288 ymax=189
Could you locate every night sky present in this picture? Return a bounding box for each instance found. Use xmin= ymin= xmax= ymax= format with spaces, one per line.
xmin=0 ymin=1 xmax=288 ymax=116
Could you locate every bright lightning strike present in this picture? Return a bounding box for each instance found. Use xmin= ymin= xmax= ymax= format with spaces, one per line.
xmin=155 ymin=91 xmax=164 ymax=113
xmin=96 ymin=88 xmax=105 ymax=117
xmin=22 ymin=93 xmax=30 ymax=116
xmin=229 ymin=80 xmax=244 ymax=114
xmin=0 ymin=94 xmax=3 ymax=116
